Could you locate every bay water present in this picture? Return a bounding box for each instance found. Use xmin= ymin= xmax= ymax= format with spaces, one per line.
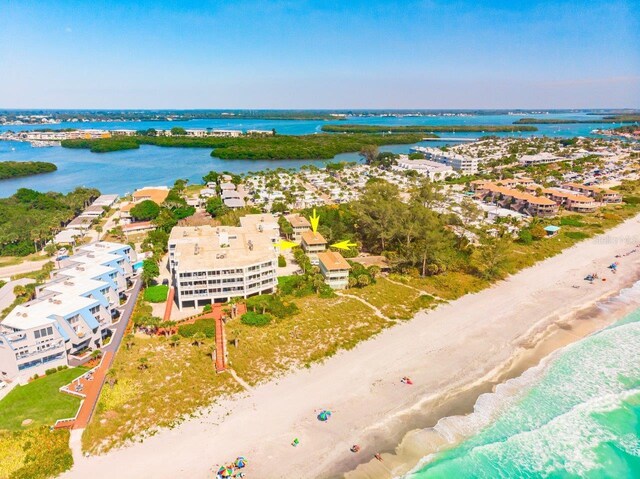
xmin=0 ymin=112 xmax=626 ymax=197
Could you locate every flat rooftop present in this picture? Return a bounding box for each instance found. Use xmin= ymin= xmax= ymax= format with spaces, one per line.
xmin=43 ymin=277 xmax=109 ymax=297
xmin=3 ymin=293 xmax=99 ymax=330
xmin=57 ymin=262 xmax=118 ymax=281
xmin=239 ymin=213 xmax=279 ymax=233
xmin=170 ymin=225 xmax=277 ymax=271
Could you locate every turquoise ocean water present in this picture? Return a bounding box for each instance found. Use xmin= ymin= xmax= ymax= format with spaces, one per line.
xmin=404 ymin=295 xmax=640 ymax=478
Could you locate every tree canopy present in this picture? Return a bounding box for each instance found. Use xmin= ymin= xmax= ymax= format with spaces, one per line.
xmin=130 ymin=200 xmax=160 ymax=221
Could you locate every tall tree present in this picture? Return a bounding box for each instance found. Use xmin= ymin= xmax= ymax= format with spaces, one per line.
xmin=354 ymin=182 xmax=403 ymax=253
xmin=359 ymin=145 xmax=379 ymax=165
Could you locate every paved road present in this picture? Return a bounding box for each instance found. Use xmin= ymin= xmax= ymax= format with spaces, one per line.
xmin=0 ymin=259 xmax=49 ymax=279
xmin=0 ymin=278 xmax=35 ymax=311
xmin=106 ymin=276 xmax=142 ymax=353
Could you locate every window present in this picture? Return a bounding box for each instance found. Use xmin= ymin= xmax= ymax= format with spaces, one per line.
xmin=34 ymin=330 xmax=41 ymax=339
xmin=47 ymin=327 xmax=53 ymax=336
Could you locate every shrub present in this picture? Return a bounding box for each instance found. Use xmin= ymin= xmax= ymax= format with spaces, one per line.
xmin=143 ymin=285 xmax=169 ymax=303
xmin=240 ymin=311 xmax=271 ymax=326
xmin=245 ymin=294 xmax=298 ymax=318
xmin=623 ymin=195 xmax=640 ymax=205
xmin=202 ymin=304 xmax=212 ymax=313
xmin=278 ymin=255 xmax=286 ymax=267
xmin=277 ymin=275 xmax=313 ymax=297
xmin=565 ymin=231 xmax=589 ymax=240
xmin=530 ymin=224 xmax=547 ymax=240
xmin=318 ymin=284 xmax=336 ymax=299
xmin=560 ymin=216 xmax=585 ymax=227
xmin=57 ymin=365 xmax=68 ymax=371
xmin=177 ymin=319 xmax=216 ymax=338
xmin=45 ymin=368 xmax=57 ymax=376
xmin=518 ymin=228 xmax=533 ymax=244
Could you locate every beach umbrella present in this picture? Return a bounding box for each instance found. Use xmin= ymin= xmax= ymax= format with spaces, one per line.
xmin=217 ymin=466 xmax=232 ymax=477
xmin=317 ymin=410 xmax=332 ymax=421
xmin=235 ymin=457 xmax=247 ymax=468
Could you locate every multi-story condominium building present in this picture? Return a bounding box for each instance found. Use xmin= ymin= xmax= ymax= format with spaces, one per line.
xmin=393 ymin=156 xmax=455 ymax=181
xmin=0 ymin=242 xmax=137 ymax=381
xmin=412 ymin=147 xmax=478 ymax=174
xmin=284 ymin=214 xmax=311 ymax=242
xmin=519 ymin=153 xmax=562 ymax=166
xmin=561 ymin=182 xmax=623 ymax=203
xmin=317 ymin=251 xmax=351 ymax=289
xmin=168 ymin=219 xmax=279 ymax=310
xmin=301 ymin=231 xmax=327 ymax=265
xmin=542 ymin=189 xmax=598 ymax=213
xmin=475 ymin=183 xmax=559 ymax=217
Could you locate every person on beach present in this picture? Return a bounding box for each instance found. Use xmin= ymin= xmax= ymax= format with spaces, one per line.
xmin=374 ymin=453 xmax=383 ymax=461
xmin=350 ymin=445 xmax=361 ymax=453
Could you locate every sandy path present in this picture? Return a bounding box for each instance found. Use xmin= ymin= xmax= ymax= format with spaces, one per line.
xmin=63 ymin=214 xmax=640 ymax=479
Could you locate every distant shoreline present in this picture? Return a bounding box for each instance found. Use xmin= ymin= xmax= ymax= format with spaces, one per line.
xmin=0 ymin=161 xmax=57 ymax=181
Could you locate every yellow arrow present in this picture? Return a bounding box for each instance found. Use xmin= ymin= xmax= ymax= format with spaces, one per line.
xmin=331 ymin=240 xmax=357 ymax=250
xmin=309 ymin=208 xmax=320 ymax=233
xmin=275 ymin=240 xmax=299 ymax=250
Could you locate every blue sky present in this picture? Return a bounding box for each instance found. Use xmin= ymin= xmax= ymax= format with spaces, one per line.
xmin=0 ymin=0 xmax=638 ymax=108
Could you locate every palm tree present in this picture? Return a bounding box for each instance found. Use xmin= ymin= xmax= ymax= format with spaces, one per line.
xmin=106 ymin=368 xmax=118 ymax=388
xmin=192 ymin=332 xmax=206 ymax=347
xmin=368 ymin=266 xmax=381 ymax=280
xmin=124 ymin=333 xmax=135 ymax=350
xmin=90 ymin=349 xmax=103 ymax=361
xmin=159 ymin=320 xmax=176 ymax=337
xmin=169 ymin=334 xmax=181 ymax=348
xmin=137 ymin=357 xmax=149 ymax=370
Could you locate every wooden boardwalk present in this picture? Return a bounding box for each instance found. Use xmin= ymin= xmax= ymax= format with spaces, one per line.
xmin=55 ymin=351 xmax=114 ymax=430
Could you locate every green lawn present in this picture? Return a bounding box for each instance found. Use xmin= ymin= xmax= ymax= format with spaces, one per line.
xmin=0 ymin=367 xmax=87 ymax=430
xmin=143 ymin=284 xmax=169 ymax=303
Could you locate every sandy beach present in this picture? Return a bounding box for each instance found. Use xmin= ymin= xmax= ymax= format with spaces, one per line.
xmin=63 ymin=213 xmax=640 ymax=479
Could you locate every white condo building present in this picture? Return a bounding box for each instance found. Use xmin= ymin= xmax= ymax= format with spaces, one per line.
xmin=0 ymin=242 xmax=137 ymax=381
xmin=411 ymin=147 xmax=478 ymax=174
xmin=168 ymin=214 xmax=279 ymax=310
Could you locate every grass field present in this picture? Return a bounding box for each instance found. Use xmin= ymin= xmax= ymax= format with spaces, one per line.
xmin=348 ymin=277 xmax=436 ymax=319
xmin=82 ymin=335 xmax=241 ymax=454
xmin=0 ymin=367 xmax=87 ymax=430
xmin=394 ymin=271 xmax=490 ymax=301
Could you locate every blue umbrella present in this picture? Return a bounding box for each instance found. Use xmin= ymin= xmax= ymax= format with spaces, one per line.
xmin=317 ymin=410 xmax=332 ymax=421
